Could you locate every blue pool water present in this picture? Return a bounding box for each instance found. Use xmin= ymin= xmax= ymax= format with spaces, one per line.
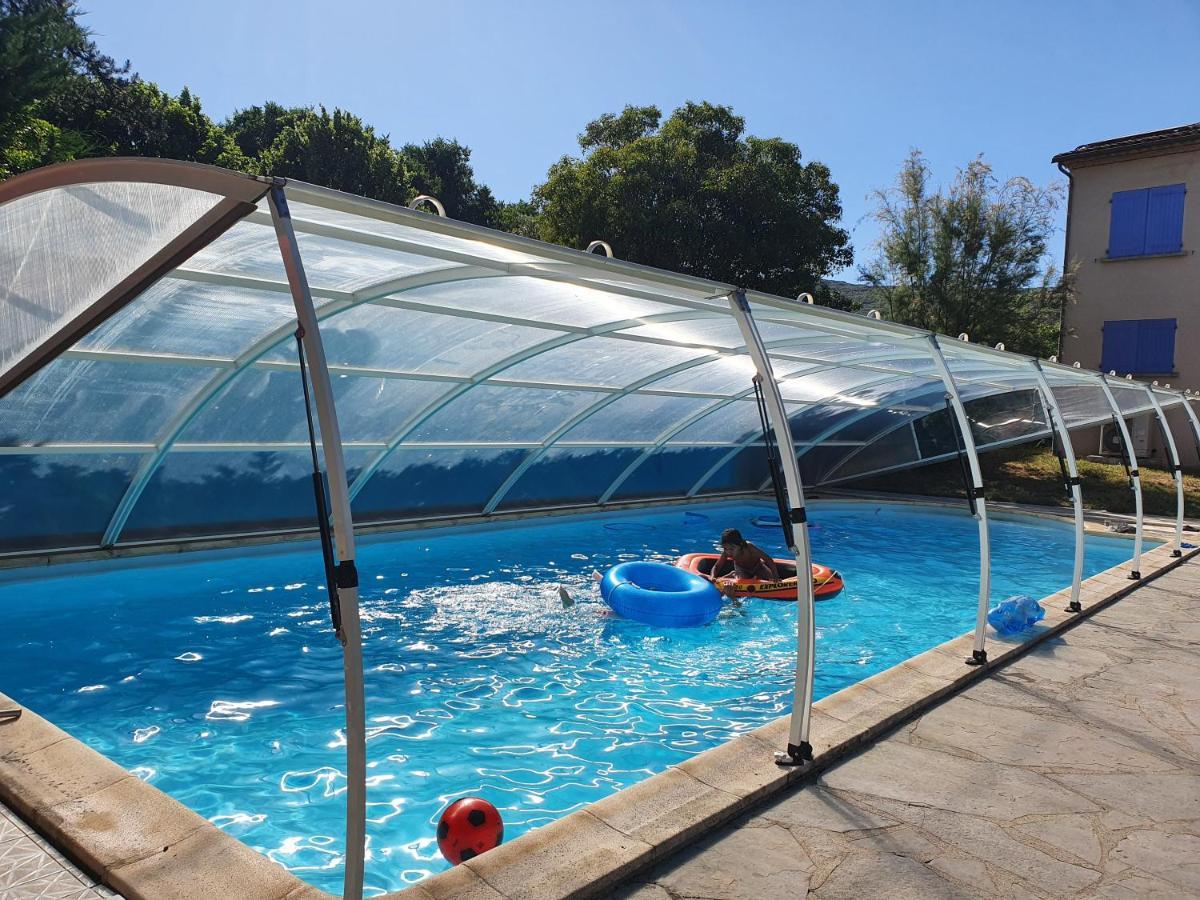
xmin=0 ymin=500 xmax=1140 ymax=894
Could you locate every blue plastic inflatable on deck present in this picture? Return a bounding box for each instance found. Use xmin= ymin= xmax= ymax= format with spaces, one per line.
xmin=600 ymin=561 xmax=723 ymax=627
xmin=986 ymin=595 xmax=1045 ymax=636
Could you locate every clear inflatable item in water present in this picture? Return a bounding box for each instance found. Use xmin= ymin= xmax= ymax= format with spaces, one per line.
xmin=986 ymin=595 xmax=1045 ymax=636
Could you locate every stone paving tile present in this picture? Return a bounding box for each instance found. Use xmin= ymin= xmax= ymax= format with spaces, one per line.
xmin=0 ymin=801 xmax=119 ymax=899
xmin=627 ymin=558 xmax=1200 ymax=899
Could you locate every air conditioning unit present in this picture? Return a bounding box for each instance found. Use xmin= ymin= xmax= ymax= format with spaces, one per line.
xmin=1099 ymin=415 xmax=1152 ymax=457
xmin=1099 ymin=423 xmax=1124 ymax=456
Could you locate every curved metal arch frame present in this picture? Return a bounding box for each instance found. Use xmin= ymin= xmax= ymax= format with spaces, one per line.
xmin=101 ymin=264 xmax=507 ymax=546
xmin=928 ymin=334 xmax=992 ymax=665
xmin=1142 ymin=386 xmax=1185 ymax=555
xmin=1031 ymin=360 xmax=1087 ymax=612
xmin=1097 ymin=375 xmax=1145 ymax=578
xmin=1182 ymin=397 xmax=1200 ymax=477
xmin=0 ymin=158 xmax=271 ymax=400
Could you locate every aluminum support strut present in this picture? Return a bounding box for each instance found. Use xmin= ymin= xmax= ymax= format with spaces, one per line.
xmin=269 ymin=187 xmax=367 ymax=900
xmin=1143 ymin=387 xmax=1185 ymax=557
xmin=1183 ymin=397 xmax=1200 ymax=473
xmin=1031 ymin=362 xmax=1086 ymax=612
xmin=927 ymin=336 xmax=991 ymax=666
xmin=727 ymin=290 xmax=815 ymax=766
xmin=1097 ymin=375 xmax=1144 ymax=579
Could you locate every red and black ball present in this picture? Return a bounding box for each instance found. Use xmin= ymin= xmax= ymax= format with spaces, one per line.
xmin=437 ymin=797 xmax=504 ymax=864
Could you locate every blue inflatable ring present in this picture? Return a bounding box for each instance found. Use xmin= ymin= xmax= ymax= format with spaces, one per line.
xmin=600 ymin=561 xmax=723 ymax=627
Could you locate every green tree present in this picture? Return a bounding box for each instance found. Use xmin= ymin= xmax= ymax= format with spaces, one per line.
xmin=226 ymin=104 xmax=413 ymax=205
xmin=531 ymin=102 xmax=852 ymax=305
xmin=861 ymin=150 xmax=1072 ymax=357
xmin=0 ymin=0 xmax=128 ymax=176
xmin=41 ymin=78 xmax=246 ymax=167
xmin=401 ymin=137 xmax=498 ymax=226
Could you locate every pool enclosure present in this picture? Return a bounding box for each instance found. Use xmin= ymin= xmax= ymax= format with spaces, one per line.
xmin=2 ymin=158 xmax=1199 ymax=898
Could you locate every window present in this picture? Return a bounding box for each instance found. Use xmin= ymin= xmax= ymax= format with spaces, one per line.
xmin=1100 ymin=318 xmax=1177 ymax=374
xmin=1108 ymin=184 xmax=1186 ymax=258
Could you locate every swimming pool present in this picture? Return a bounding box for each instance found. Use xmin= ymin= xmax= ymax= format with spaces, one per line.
xmin=0 ymin=500 xmax=1140 ymax=894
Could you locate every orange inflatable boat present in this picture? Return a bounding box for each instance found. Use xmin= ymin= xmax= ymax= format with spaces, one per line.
xmin=675 ymin=553 xmax=844 ymax=601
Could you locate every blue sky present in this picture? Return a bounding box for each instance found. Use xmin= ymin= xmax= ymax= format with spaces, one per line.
xmin=84 ymin=0 xmax=1200 ymax=282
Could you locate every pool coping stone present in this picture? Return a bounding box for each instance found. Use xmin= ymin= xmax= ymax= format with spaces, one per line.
xmin=0 ymin=534 xmax=1192 ymax=900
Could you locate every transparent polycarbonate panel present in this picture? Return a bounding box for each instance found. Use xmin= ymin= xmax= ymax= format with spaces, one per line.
xmin=616 ymin=316 xmax=747 ymax=349
xmin=387 ymin=276 xmax=686 ymax=329
xmin=822 ymin=424 xmax=920 ymax=483
xmin=799 ymin=444 xmax=859 ymax=485
xmin=969 ymin=390 xmax=1048 ymax=448
xmin=1109 ymin=383 xmax=1155 ymax=415
xmin=824 ymin=406 xmax=917 ymax=443
xmin=285 ymin=199 xmax=544 ymax=266
xmin=184 ymin=217 xmax=457 ymax=293
xmin=557 ymin=394 xmax=718 ymax=444
xmin=77 ymin=276 xmax=303 ymax=359
xmin=0 ymin=182 xmax=221 ymax=384
xmin=177 ymin=369 xmax=448 ymax=445
xmin=668 ymin=399 xmax=763 ymax=445
xmin=573 ymin=275 xmax=724 ymax=307
xmin=787 ymin=404 xmax=860 ymax=442
xmin=496 ymin=446 xmax=643 ymax=510
xmin=652 ymin=356 xmax=816 ymax=396
xmin=837 ymin=376 xmax=945 ymax=413
xmin=772 ymin=336 xmax=922 ymax=367
xmin=0 ymin=358 xmax=219 ymax=446
xmin=352 ymin=447 xmax=526 ymax=520
xmin=696 ymin=445 xmax=769 ymax=494
xmin=291 ymin=233 xmax=457 ymax=293
xmin=1051 ymin=383 xmax=1113 ymax=427
xmin=777 ymin=366 xmax=912 ymax=404
xmin=260 ymin=302 xmax=560 ymax=377
xmin=120 ymin=449 xmax=372 ymax=542
xmin=406 ymin=385 xmax=600 ymax=445
xmin=913 ymin=407 xmax=957 ymax=459
xmin=0 ymin=452 xmax=142 ymax=552
xmin=610 ymin=447 xmax=746 ymax=500
xmin=501 ymin=337 xmax=713 ymax=390
xmin=182 ymin=220 xmax=285 ymax=282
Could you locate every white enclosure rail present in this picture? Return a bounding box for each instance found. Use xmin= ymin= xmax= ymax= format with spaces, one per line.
xmin=928 ymin=335 xmax=991 ymax=665
xmin=269 ymin=187 xmax=366 ymax=900
xmin=1097 ymin=375 xmax=1145 ymax=579
xmin=728 ymin=291 xmax=816 ymax=765
xmin=1031 ymin=360 xmax=1086 ymax=612
xmin=1183 ymin=397 xmax=1200 ymax=485
xmin=1143 ymin=386 xmax=1185 ymax=557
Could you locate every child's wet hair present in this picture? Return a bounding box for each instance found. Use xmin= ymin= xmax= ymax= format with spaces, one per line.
xmin=720 ymin=528 xmax=746 ymax=546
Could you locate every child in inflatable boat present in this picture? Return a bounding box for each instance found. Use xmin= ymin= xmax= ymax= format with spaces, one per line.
xmin=707 ymin=528 xmax=778 ymax=596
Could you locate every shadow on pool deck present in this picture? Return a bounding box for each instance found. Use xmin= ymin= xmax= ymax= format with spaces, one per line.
xmin=615 ymin=557 xmax=1200 ymax=899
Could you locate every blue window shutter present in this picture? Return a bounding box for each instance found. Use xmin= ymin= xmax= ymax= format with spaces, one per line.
xmin=1145 ymin=184 xmax=1186 ymax=254
xmin=1100 ymin=320 xmax=1139 ymax=372
xmin=1134 ymin=318 xmax=1177 ymax=373
xmin=1109 ymin=189 xmax=1148 ymax=257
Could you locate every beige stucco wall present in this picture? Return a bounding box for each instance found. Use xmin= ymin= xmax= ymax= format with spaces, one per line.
xmin=1061 ymin=146 xmax=1200 ymax=467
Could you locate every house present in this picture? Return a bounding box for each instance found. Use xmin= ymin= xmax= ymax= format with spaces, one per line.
xmin=1053 ymin=123 xmax=1200 ymax=467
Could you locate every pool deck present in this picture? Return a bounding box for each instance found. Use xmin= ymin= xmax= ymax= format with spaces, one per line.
xmin=619 ymin=554 xmax=1200 ymax=899
xmin=1 ymin=799 xmax=119 ymax=898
